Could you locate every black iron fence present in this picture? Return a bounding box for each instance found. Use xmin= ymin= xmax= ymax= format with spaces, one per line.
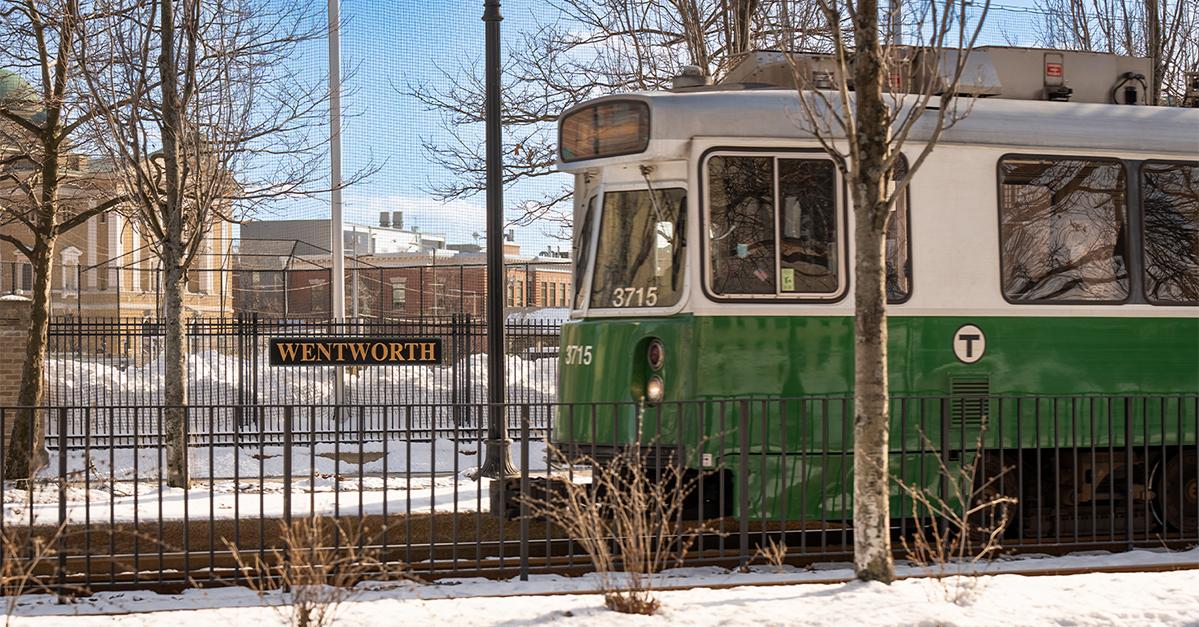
xmin=43 ymin=316 xmax=561 ymax=446
xmin=0 ymin=394 xmax=1194 ymax=592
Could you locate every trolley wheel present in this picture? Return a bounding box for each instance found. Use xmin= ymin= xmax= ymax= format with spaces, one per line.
xmin=1155 ymin=451 xmax=1197 ymax=534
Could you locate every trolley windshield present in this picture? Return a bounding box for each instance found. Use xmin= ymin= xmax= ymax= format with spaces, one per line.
xmin=589 ymin=188 xmax=686 ymax=309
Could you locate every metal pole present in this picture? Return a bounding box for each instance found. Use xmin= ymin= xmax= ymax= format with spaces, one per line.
xmin=889 ymin=0 xmax=902 ymax=46
xmin=351 ymin=227 xmax=359 ymax=322
xmin=329 ymin=0 xmax=346 ymax=409
xmin=328 ymin=0 xmax=345 ymax=321
xmin=479 ymin=0 xmax=515 ymax=480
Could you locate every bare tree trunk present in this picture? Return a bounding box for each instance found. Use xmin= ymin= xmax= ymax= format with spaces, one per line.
xmin=162 ymin=246 xmax=189 ymax=488
xmin=1145 ymin=0 xmax=1161 ymax=103
xmin=4 ymin=237 xmax=56 ymax=481
xmin=158 ymin=0 xmax=189 ymax=489
xmin=850 ymin=0 xmax=894 ymax=584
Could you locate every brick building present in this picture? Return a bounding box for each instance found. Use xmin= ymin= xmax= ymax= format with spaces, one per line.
xmin=1 ymin=70 xmax=232 ymax=319
xmin=232 ymin=241 xmax=572 ymax=320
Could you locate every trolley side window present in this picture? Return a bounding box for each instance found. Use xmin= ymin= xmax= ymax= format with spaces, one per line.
xmin=709 ymin=156 xmax=777 ymax=295
xmin=706 ymin=154 xmax=846 ymax=299
xmin=998 ymin=157 xmax=1129 ymax=303
xmin=887 ymin=158 xmax=913 ymax=303
xmin=779 ymin=159 xmax=839 ymax=293
xmin=1141 ymin=161 xmax=1199 ymax=305
xmin=589 ymin=188 xmax=687 ymax=309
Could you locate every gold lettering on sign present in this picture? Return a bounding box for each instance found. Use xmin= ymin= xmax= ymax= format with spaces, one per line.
xmin=277 ymin=343 xmax=300 ymax=362
xmin=271 ymin=338 xmax=439 ymax=365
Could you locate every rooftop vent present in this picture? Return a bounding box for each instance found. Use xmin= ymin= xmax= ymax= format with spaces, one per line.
xmin=1183 ymin=71 xmax=1199 ymax=107
xmin=672 ymin=65 xmax=712 ymax=90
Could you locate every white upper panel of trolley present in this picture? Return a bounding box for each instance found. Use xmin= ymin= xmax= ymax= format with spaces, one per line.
xmin=558 ymin=90 xmax=1199 ymax=174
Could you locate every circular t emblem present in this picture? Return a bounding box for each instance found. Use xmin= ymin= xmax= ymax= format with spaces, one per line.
xmin=952 ymin=324 xmax=986 ymax=364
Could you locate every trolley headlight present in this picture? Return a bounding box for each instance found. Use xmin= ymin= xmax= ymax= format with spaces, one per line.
xmin=647 ymin=338 xmax=665 ymax=371
xmin=646 ymin=375 xmax=665 ymax=405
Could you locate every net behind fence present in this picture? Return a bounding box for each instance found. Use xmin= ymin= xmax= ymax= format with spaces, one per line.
xmin=44 ymin=316 xmax=561 ymax=445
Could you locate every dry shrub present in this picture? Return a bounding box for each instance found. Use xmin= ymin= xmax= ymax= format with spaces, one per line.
xmin=524 ymin=442 xmax=709 ymax=615
xmin=751 ymin=535 xmax=789 ymax=573
xmin=227 ymin=517 xmax=413 ymax=627
xmin=1 ymin=525 xmax=74 ymax=626
xmin=896 ymin=426 xmax=1017 ymax=605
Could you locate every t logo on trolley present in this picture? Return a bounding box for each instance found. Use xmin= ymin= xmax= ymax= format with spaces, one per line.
xmin=952 ymin=324 xmax=986 ymax=364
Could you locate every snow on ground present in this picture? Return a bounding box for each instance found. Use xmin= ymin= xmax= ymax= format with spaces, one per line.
xmin=4 ymin=440 xmax=549 ymax=525
xmin=44 ymin=438 xmax=549 ymax=481
xmin=4 ymin=548 xmax=1198 ymax=625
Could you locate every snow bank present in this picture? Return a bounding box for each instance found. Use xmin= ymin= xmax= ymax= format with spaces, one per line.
xmin=47 ymin=350 xmax=558 ymax=409
xmin=4 ymin=548 xmax=1198 ymax=625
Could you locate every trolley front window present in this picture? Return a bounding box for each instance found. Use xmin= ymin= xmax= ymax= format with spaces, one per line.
xmin=573 ymin=196 xmax=597 ymax=310
xmin=589 ymin=188 xmax=687 ymax=309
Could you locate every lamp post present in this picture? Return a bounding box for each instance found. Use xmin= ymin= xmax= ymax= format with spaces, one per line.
xmin=479 ymin=0 xmax=516 ymax=481
xmin=329 ymin=0 xmax=346 ymax=408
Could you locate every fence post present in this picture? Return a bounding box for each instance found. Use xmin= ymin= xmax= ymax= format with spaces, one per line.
xmin=1124 ymin=396 xmax=1134 ymax=550
xmin=519 ymin=405 xmax=530 ymax=581
xmin=738 ymin=399 xmax=749 ymax=569
xmin=283 ymin=406 xmax=293 ymax=529
xmin=56 ymin=407 xmax=68 ymax=596
xmin=452 ymin=314 xmax=461 ymax=428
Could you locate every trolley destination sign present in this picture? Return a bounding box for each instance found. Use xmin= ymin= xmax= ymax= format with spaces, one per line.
xmin=269 ymin=337 xmax=443 ymax=366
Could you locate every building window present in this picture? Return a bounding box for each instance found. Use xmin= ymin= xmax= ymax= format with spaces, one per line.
xmin=20 ymin=263 xmax=32 ymax=292
xmin=1141 ymin=161 xmax=1198 ymax=305
xmin=516 ymin=279 xmax=523 ymax=306
xmin=391 ymin=277 xmax=408 ymax=309
xmin=999 ymin=156 xmax=1128 ymax=303
xmin=63 ymin=263 xmax=79 ymax=295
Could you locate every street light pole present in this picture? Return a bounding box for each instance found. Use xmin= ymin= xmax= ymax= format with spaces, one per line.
xmin=329 ymin=0 xmax=346 ymax=408
xmin=479 ymin=0 xmax=515 ymax=481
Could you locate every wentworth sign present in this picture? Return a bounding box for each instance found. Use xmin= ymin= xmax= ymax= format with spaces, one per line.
xmin=269 ymin=337 xmax=442 ymax=366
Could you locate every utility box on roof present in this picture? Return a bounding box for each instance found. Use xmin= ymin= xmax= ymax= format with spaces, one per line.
xmin=980 ymin=46 xmax=1152 ymax=105
xmin=716 ymin=45 xmax=1154 ymax=105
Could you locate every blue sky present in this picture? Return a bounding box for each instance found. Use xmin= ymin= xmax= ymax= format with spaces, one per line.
xmin=263 ymin=0 xmax=568 ymax=256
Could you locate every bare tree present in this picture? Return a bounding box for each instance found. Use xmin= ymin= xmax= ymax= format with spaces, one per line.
xmin=408 ymin=0 xmax=834 ymax=239
xmin=784 ymin=0 xmax=991 ymax=582
xmin=0 ymin=0 xmax=128 ymax=480
xmin=78 ymin=0 xmax=334 ymax=487
xmin=1035 ymin=0 xmax=1199 ymax=104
